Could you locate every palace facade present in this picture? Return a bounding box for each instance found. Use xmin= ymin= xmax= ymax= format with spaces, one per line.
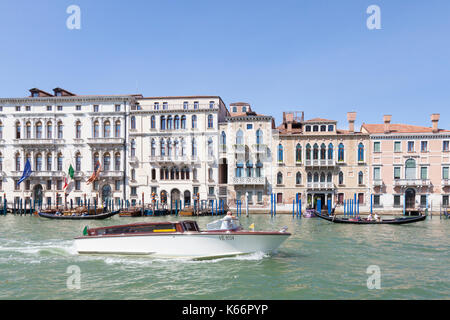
xmin=0 ymin=88 xmax=448 ymax=212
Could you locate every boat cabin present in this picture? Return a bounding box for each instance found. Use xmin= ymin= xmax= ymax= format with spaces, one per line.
xmin=206 ymin=217 xmax=242 ymax=231
xmin=86 ymin=221 xmax=200 ymax=236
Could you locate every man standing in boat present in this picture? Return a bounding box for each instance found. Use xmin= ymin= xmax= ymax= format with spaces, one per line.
xmin=221 ymin=211 xmax=237 ymax=230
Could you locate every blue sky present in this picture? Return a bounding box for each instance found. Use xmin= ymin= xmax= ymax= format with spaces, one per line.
xmin=1 ymin=0 xmax=449 ymax=130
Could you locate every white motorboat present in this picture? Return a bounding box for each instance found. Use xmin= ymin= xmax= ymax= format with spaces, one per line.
xmin=74 ymin=217 xmax=291 ymax=259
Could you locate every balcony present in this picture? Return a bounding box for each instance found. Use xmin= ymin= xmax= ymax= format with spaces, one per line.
xmin=13 ymin=138 xmax=65 ymax=146
xmin=87 ymin=137 xmax=124 ymax=145
xmin=252 ymin=144 xmax=268 ymax=153
xmin=90 ymin=170 xmax=123 ymax=178
xmin=307 ymin=182 xmax=335 ymax=190
xmin=442 ymin=179 xmax=450 ymax=187
xmin=150 ymin=155 xmax=200 ymax=163
xmin=233 ymin=144 xmax=246 ymax=153
xmin=304 ymin=159 xmax=336 ymax=167
xmin=11 ymin=171 xmax=65 ymax=178
xmin=232 ymin=176 xmax=266 ymax=185
xmin=373 ymin=179 xmax=384 ymax=187
xmin=393 ymin=179 xmax=431 ymax=187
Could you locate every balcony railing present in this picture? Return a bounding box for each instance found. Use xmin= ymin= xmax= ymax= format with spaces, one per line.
xmin=87 ymin=137 xmax=124 ymax=145
xmin=307 ymin=182 xmax=335 ymax=189
xmin=90 ymin=170 xmax=123 ymax=178
xmin=232 ymin=176 xmax=266 ymax=185
xmin=442 ymin=179 xmax=450 ymax=186
xmin=11 ymin=171 xmax=65 ymax=178
xmin=304 ymin=159 xmax=336 ymax=167
xmin=150 ymin=155 xmax=201 ymax=163
xmin=393 ymin=179 xmax=431 ymax=187
xmin=13 ymin=138 xmax=65 ymax=145
xmin=373 ymin=179 xmax=384 ymax=186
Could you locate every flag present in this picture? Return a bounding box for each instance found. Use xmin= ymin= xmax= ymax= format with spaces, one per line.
xmin=17 ymin=159 xmax=32 ymax=186
xmin=63 ymin=177 xmax=68 ymax=191
xmin=68 ymin=164 xmax=74 ymax=179
xmin=86 ymin=161 xmax=102 ymax=185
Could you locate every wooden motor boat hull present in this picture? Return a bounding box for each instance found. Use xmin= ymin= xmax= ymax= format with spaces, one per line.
xmin=75 ymin=231 xmax=290 ymax=259
xmin=38 ymin=210 xmax=119 ymax=220
xmin=313 ymin=211 xmax=427 ymax=224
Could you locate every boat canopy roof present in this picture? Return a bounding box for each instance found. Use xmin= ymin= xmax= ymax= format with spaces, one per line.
xmin=206 ymin=216 xmax=241 ymax=231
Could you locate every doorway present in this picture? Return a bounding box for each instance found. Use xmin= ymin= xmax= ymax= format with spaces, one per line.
xmin=405 ymin=188 xmax=416 ymax=209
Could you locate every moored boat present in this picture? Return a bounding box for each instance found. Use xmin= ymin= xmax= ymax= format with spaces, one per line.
xmin=313 ymin=211 xmax=427 ymax=224
xmin=38 ymin=209 xmax=119 ymax=220
xmin=74 ymin=216 xmax=291 ymax=259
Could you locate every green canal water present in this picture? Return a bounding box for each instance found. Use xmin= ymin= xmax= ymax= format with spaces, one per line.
xmin=0 ymin=214 xmax=448 ymax=300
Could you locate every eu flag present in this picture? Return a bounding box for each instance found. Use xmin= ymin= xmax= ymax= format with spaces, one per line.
xmin=17 ymin=159 xmax=32 ymax=185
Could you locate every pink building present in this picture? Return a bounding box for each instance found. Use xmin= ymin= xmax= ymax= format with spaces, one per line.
xmin=361 ymin=114 xmax=450 ymax=213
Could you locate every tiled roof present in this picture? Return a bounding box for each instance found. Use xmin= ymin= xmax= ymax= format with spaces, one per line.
xmin=304 ymin=118 xmax=336 ymax=123
xmin=362 ymin=123 xmax=450 ymax=134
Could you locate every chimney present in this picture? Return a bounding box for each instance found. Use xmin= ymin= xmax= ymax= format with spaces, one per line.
xmin=285 ymin=112 xmax=294 ymax=133
xmin=347 ymin=112 xmax=357 ymax=133
xmin=431 ymin=113 xmax=440 ymax=133
xmin=383 ymin=115 xmax=392 ymax=134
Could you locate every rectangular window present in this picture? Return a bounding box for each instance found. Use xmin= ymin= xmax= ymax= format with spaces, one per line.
xmin=76 ymin=105 xmax=81 ymax=111
xmin=163 ymin=102 xmax=168 ymax=110
xmin=421 ymin=141 xmax=428 ymax=152
xmin=443 ymin=167 xmax=449 ymax=179
xmin=394 ymin=195 xmax=401 ymax=206
xmin=93 ymin=105 xmax=99 ymax=112
xmin=131 ymin=187 xmax=137 ymax=196
xmin=16 ymin=106 xmax=21 ymax=112
xmin=183 ymin=101 xmax=188 ymax=110
xmin=193 ymin=187 xmax=199 ymax=196
xmin=46 ymin=180 xmax=52 ymax=190
xmin=373 ymin=141 xmax=381 ymax=153
xmin=444 ymin=141 xmax=450 ymax=152
xmin=443 ymin=195 xmax=449 ymax=207
xmin=57 ymin=105 xmax=63 ymax=111
xmin=56 ymin=180 xmax=62 ymax=191
xmin=420 ymin=195 xmax=427 ymax=207
xmin=194 ymin=101 xmax=199 ymax=109
xmin=115 ymin=180 xmax=121 ymax=191
xmin=115 ymin=104 xmax=121 ymax=112
xmin=26 ymin=106 xmax=31 ymax=111
xmin=47 ymin=105 xmax=52 ymax=111
xmin=46 ymin=197 xmax=51 ymax=208
xmin=247 ymin=191 xmax=253 ymax=204
xmin=407 ymin=141 xmax=415 ymax=152
xmin=75 ymin=180 xmax=81 ymax=191
xmin=154 ymin=102 xmax=159 ymax=110
xmin=394 ymin=167 xmax=401 ymax=179
xmin=25 ymin=180 xmax=30 ymax=191
xmin=257 ymin=191 xmax=263 ymax=203
xmin=373 ymin=195 xmax=380 ymax=206
xmin=14 ymin=180 xmax=20 ymax=190
xmin=373 ymin=167 xmax=381 ymax=180
xmin=246 ymin=124 xmax=253 ymax=130
xmin=208 ymin=187 xmax=214 ymax=196
xmin=338 ymin=193 xmax=344 ymax=204
xmin=421 ymin=167 xmax=428 ymax=180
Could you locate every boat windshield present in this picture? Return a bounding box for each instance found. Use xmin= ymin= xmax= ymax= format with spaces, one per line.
xmin=206 ymin=217 xmax=241 ymax=231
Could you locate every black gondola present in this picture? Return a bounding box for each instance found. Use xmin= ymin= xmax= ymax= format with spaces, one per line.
xmin=38 ymin=210 xmax=120 ymax=220
xmin=312 ymin=211 xmax=427 ymax=225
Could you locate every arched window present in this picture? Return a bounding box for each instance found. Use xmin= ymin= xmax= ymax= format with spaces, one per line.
xmin=327 ymin=172 xmax=332 ymax=183
xmin=15 ymin=153 xmax=21 ymax=171
xmin=338 ymin=171 xmax=344 ymax=185
xmin=221 ymin=131 xmax=226 ymax=146
xmin=167 ymin=139 xmax=172 ymax=157
xmin=306 ymin=143 xmax=311 ymax=160
xmin=174 ymin=115 xmax=180 ymax=129
xmin=131 ymin=168 xmax=136 ymax=180
xmin=207 ymin=114 xmax=214 ymax=128
xmin=130 ymin=139 xmax=136 ymax=157
xmin=320 ymin=172 xmax=325 ymax=183
xmin=151 ymin=139 xmax=156 ymax=157
xmin=35 ymin=122 xmax=42 ymax=139
xmin=103 ymin=153 xmax=111 ymax=171
xmin=151 ymin=169 xmax=156 ymax=180
xmin=192 ymin=138 xmax=197 ymax=157
xmin=191 ymin=115 xmax=197 ymax=129
xmin=46 ymin=153 xmax=52 ymax=171
xmin=114 ymin=153 xmax=121 ymax=171
xmin=57 ymin=122 xmax=63 ymax=139
xmin=130 ymin=116 xmax=136 ymax=129
xmin=246 ymin=160 xmax=253 ymax=177
xmin=320 ymin=125 xmax=327 ymax=132
xmin=104 ymin=120 xmax=111 ymax=138
xmin=256 ymin=129 xmax=263 ymax=145
xmin=160 ymin=116 xmax=166 ymax=130
xmin=278 ymin=144 xmax=283 ymax=162
xmin=405 ymin=159 xmax=416 ymax=179
xmin=93 ymin=152 xmax=100 ymax=170
xmin=57 ymin=153 xmax=63 ymax=171
xmin=328 ymin=143 xmax=333 ymax=160
xmin=167 ymin=116 xmax=173 ymax=130
xmin=296 ymin=172 xmax=302 ymax=185
xmin=35 ymin=153 xmax=42 ymax=171
xmin=236 ymin=130 xmax=243 ymax=145
xmin=296 ymin=144 xmax=302 ymax=162
xmin=358 ymin=143 xmax=365 ymax=162
xmin=320 ymin=143 xmax=326 ymax=160
xmin=313 ymin=172 xmax=319 ymax=182
xmin=277 ymin=172 xmax=283 ymax=184
xmin=338 ymin=143 xmax=345 ymax=162
xmin=174 ymin=140 xmax=179 ymax=157
xmin=255 ymin=161 xmax=263 ymax=177
xmin=46 ymin=121 xmax=52 ymax=139
xmin=75 ymin=121 xmax=82 ymax=139
xmin=307 ymin=172 xmax=312 ymax=182
xmin=181 ymin=138 xmax=186 ymax=156
xmin=16 ymin=122 xmax=21 ymax=139
xmin=114 ymin=120 xmax=121 ymax=138
xmin=181 ymin=115 xmax=186 ymax=129
xmin=313 ymin=143 xmax=319 ymax=160
xmin=25 ymin=121 xmax=31 ymax=139
xmin=160 ymin=139 xmax=166 ymax=156
xmin=358 ymin=171 xmax=364 ymax=185
xmin=93 ymin=121 xmax=99 ymax=138
xmin=150 ymin=115 xmax=156 ymax=129
xmin=76 ymin=153 xmax=82 ymax=171
xmin=208 ymin=138 xmax=214 ymax=157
